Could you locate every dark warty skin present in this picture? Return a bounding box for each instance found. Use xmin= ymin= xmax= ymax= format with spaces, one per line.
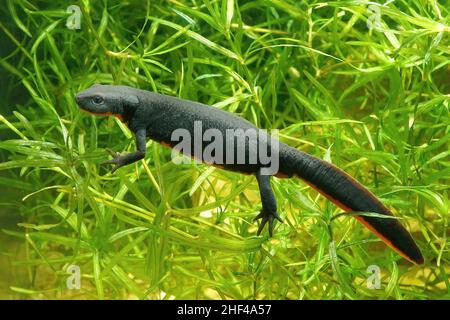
xmin=75 ymin=84 xmax=424 ymax=264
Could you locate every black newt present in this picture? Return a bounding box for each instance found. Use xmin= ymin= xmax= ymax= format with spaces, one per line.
xmin=75 ymin=84 xmax=424 ymax=264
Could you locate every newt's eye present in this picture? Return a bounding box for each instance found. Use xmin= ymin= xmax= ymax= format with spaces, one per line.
xmin=92 ymin=96 xmax=104 ymax=105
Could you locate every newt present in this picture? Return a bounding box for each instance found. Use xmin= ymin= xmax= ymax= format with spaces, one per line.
xmin=75 ymin=84 xmax=424 ymax=264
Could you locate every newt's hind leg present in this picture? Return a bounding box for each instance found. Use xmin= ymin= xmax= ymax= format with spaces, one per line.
xmin=254 ymin=169 xmax=283 ymax=236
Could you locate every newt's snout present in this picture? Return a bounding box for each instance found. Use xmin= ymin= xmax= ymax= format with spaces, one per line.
xmin=74 ymin=92 xmax=91 ymax=110
xmin=75 ymin=89 xmax=111 ymax=116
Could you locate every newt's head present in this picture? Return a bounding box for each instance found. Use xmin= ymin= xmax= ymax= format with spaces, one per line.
xmin=75 ymin=84 xmax=139 ymax=121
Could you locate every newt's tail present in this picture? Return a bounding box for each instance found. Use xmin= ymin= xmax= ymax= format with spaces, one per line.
xmin=287 ymin=148 xmax=424 ymax=264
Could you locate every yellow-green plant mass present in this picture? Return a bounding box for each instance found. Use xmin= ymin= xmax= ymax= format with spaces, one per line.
xmin=0 ymin=0 xmax=448 ymax=299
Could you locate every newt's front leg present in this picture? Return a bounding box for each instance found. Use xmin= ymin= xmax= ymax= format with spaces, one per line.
xmin=254 ymin=169 xmax=283 ymax=236
xmin=102 ymin=128 xmax=147 ymax=173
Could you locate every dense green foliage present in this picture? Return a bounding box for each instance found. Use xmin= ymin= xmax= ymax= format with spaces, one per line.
xmin=0 ymin=0 xmax=449 ymax=299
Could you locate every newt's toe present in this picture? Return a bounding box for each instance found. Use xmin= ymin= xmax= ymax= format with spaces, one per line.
xmin=254 ymin=210 xmax=283 ymax=237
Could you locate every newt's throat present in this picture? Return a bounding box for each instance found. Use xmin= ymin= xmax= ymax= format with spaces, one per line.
xmin=81 ymin=109 xmax=124 ymax=121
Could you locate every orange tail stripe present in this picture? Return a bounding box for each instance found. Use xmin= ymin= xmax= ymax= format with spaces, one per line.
xmin=303 ymin=180 xmax=420 ymax=264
